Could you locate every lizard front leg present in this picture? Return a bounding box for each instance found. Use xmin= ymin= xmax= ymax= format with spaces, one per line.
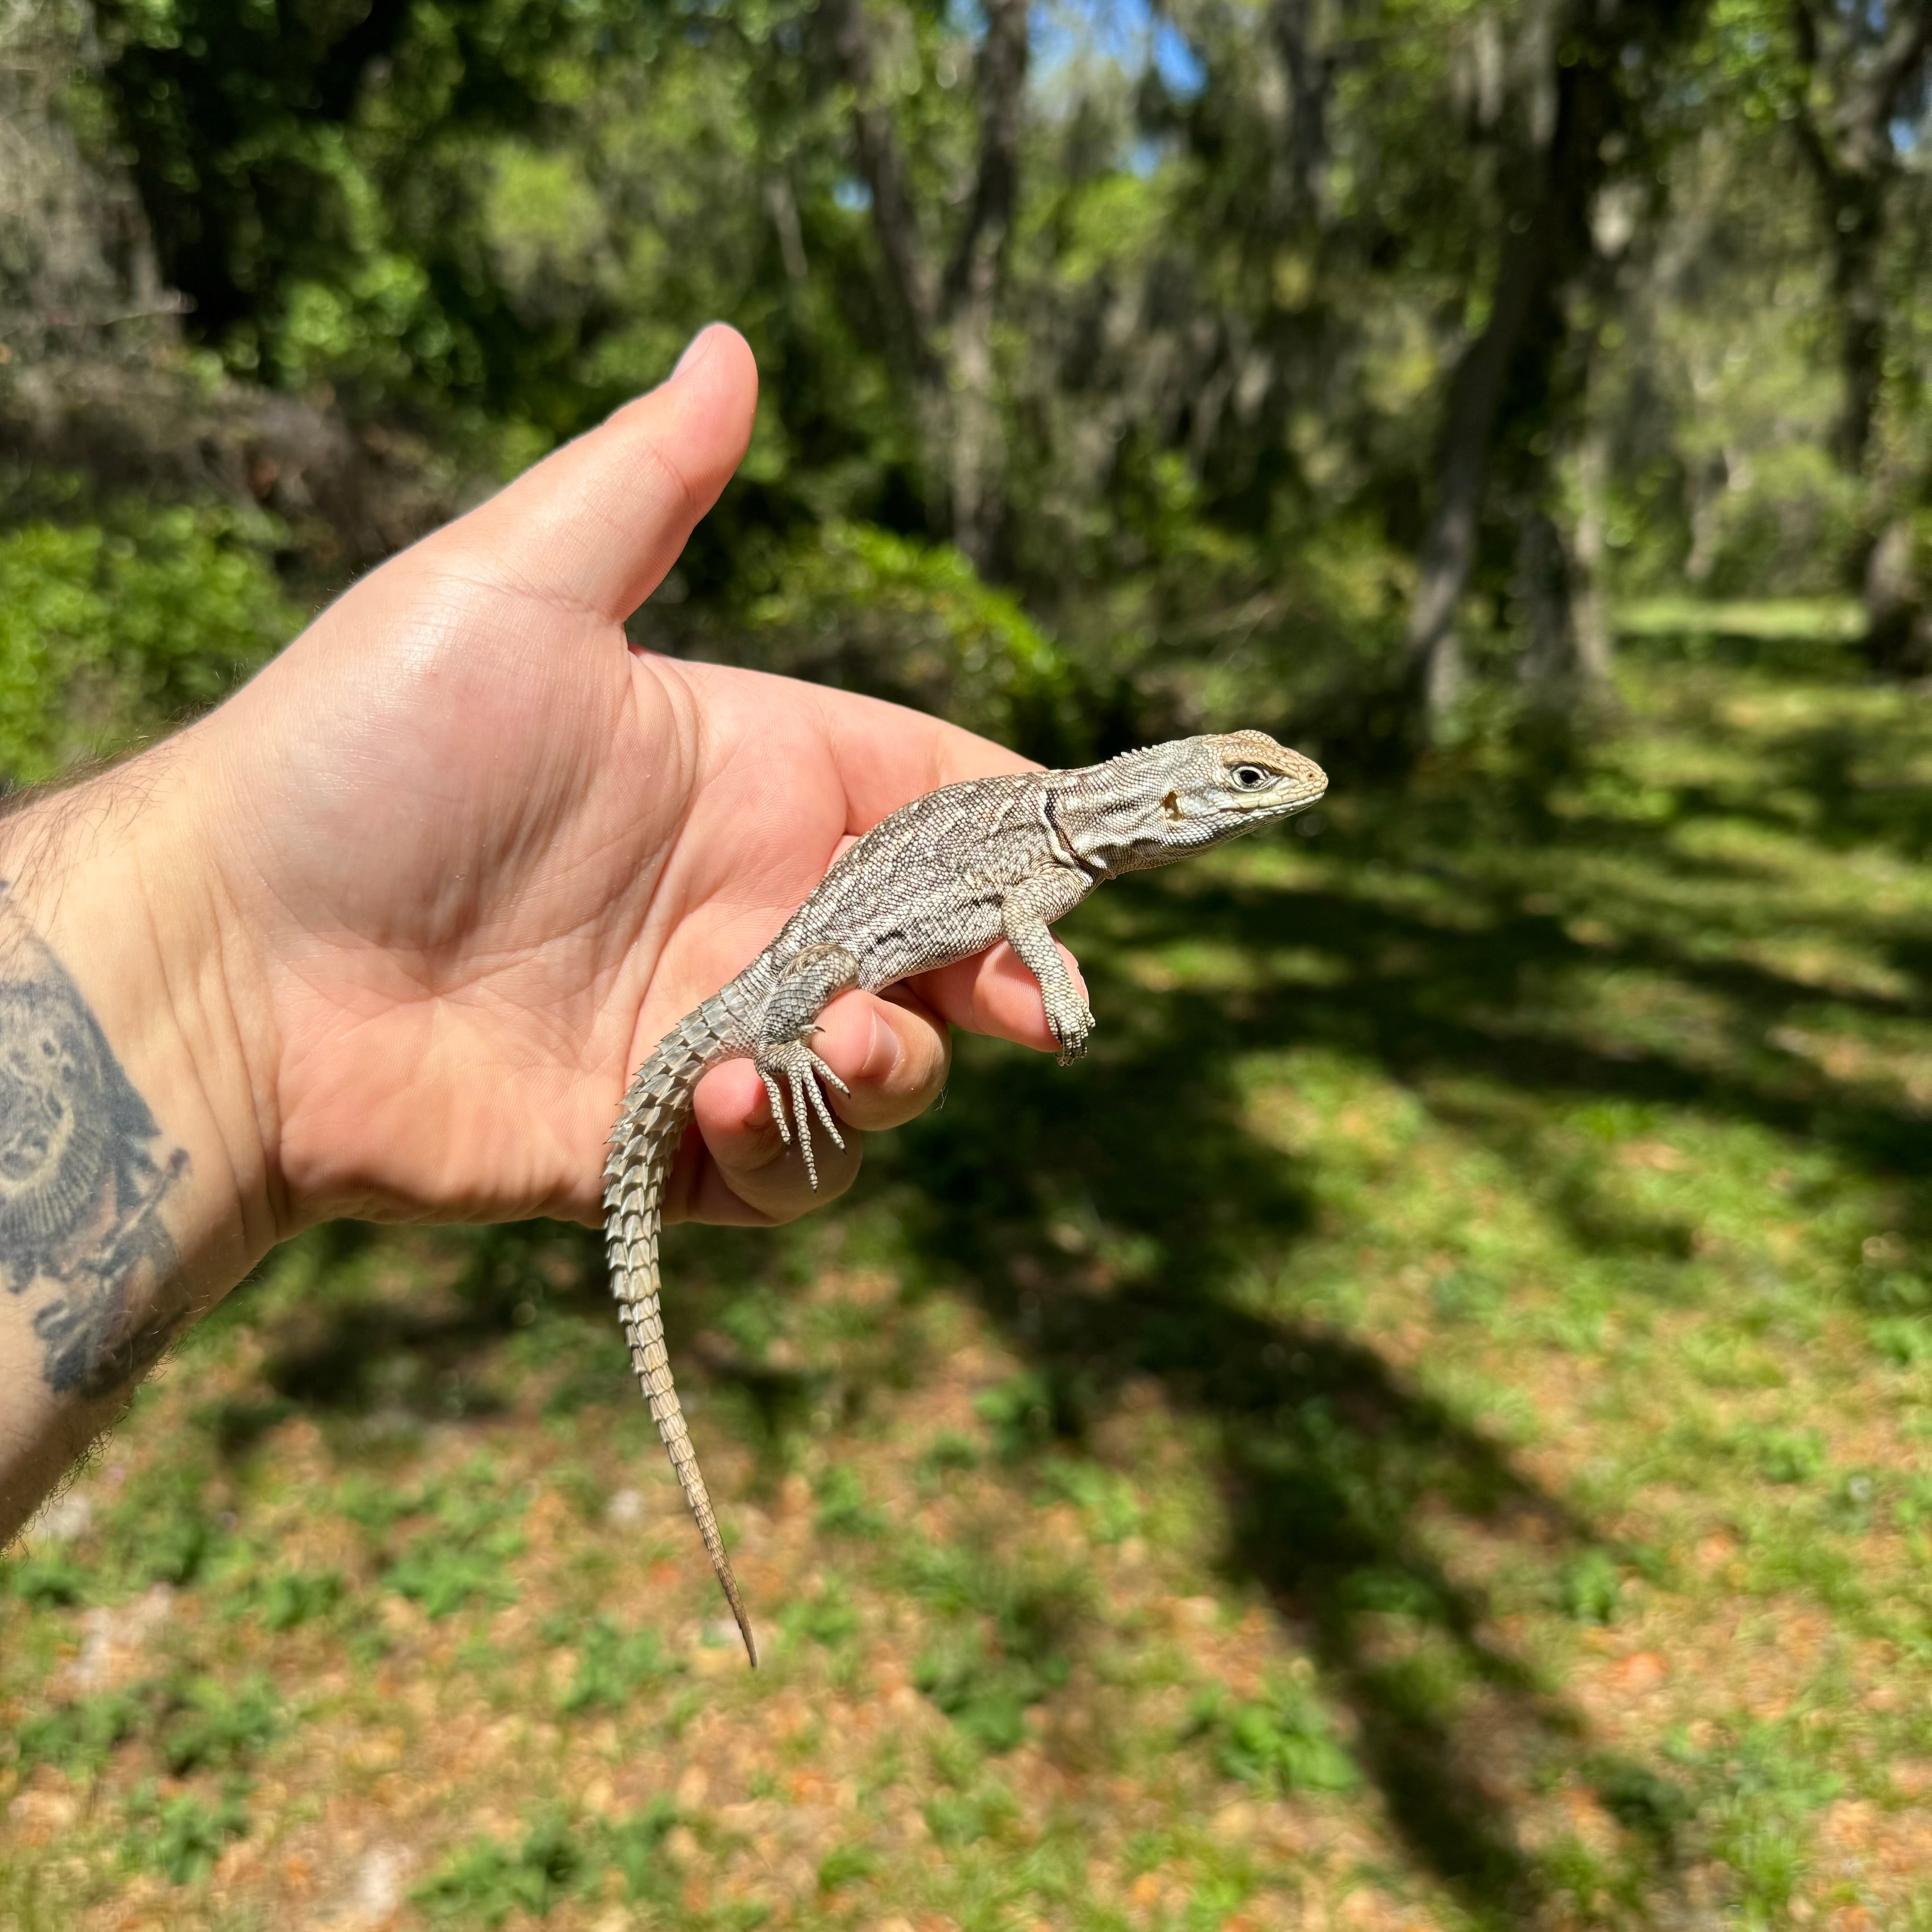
xmin=753 ymin=942 xmax=860 ymax=1188
xmin=1001 ymin=873 xmax=1096 ymax=1064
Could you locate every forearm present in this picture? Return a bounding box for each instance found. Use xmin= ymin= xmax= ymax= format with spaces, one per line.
xmin=0 ymin=742 xmax=271 ymax=1541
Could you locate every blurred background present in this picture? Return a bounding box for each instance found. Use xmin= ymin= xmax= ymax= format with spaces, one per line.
xmin=3 ymin=0 xmax=1931 ymax=1926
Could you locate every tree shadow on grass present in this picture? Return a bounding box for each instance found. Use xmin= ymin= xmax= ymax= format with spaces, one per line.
xmin=205 ymin=1214 xmax=824 ymax=1483
xmin=876 ymin=1003 xmax=1619 ymax=1922
xmin=873 ymin=777 xmax=1930 ymax=1922
xmin=199 ymin=1220 xmax=590 ymax=1452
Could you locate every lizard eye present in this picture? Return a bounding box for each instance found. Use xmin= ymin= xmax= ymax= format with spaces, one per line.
xmin=1229 ymin=765 xmax=1270 ymax=791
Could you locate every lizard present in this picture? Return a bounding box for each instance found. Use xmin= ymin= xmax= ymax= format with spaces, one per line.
xmin=602 ymin=728 xmax=1328 ymax=1666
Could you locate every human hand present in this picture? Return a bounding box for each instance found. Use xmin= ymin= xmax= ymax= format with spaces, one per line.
xmin=1 ymin=324 xmax=1088 ymax=1524
xmin=173 ymin=324 xmax=1076 ymax=1236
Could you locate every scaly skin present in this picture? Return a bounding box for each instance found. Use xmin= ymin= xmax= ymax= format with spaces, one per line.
xmin=603 ymin=729 xmax=1329 ymax=1663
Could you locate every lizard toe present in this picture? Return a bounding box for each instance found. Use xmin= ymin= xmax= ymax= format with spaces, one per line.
xmin=758 ymin=1066 xmax=792 ymax=1145
xmin=756 ymin=1037 xmax=853 ymax=1187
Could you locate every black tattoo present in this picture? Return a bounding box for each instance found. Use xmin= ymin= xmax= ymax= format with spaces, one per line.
xmin=0 ymin=896 xmax=188 ymax=1398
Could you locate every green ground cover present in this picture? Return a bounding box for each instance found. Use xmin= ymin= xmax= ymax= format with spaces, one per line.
xmin=4 ymin=642 xmax=1931 ymax=1930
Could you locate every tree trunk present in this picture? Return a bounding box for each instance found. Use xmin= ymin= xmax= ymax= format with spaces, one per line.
xmin=1402 ymin=192 xmax=1559 ymax=731
xmin=1865 ymin=514 xmax=1932 ymax=676
xmin=819 ymin=0 xmax=938 ymax=373
xmin=1569 ymin=420 xmax=1616 ymax=697
xmin=818 ymin=0 xmax=1027 ymax=567
xmin=1787 ymin=1 xmax=1932 ymax=479
xmin=1270 ymin=0 xmax=1330 ymax=216
xmin=1794 ymin=147 xmax=1891 ymax=476
xmin=943 ymin=0 xmax=1028 ymax=571
xmin=1401 ymin=0 xmax=1701 ymax=741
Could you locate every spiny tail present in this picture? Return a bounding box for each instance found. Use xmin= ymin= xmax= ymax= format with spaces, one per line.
xmin=603 ymin=994 xmax=758 ymax=1666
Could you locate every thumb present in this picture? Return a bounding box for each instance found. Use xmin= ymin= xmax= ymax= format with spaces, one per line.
xmin=450 ymin=324 xmax=759 ymax=623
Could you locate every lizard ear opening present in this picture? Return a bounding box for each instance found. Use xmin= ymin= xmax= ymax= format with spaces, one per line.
xmin=1161 ymin=789 xmax=1184 ymax=822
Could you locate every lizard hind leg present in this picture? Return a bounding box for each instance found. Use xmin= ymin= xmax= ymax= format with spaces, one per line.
xmin=752 ymin=943 xmax=861 ymax=1190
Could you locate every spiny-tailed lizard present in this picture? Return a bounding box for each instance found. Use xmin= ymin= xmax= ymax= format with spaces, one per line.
xmin=603 ymin=730 xmax=1328 ymax=1664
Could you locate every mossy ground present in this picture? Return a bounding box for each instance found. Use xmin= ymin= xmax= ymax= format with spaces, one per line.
xmin=5 ymin=644 xmax=1932 ymax=1931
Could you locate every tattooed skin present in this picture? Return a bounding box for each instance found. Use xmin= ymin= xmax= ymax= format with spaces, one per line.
xmin=0 ymin=896 xmax=188 ymax=1398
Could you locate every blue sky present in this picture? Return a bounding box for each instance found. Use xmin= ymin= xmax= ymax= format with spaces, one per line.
xmin=937 ymin=0 xmax=1208 ymax=96
xmin=1030 ymin=0 xmax=1208 ymax=95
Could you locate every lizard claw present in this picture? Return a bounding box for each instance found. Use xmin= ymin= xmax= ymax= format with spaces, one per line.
xmin=755 ymin=1040 xmax=848 ymax=1188
xmin=1050 ymin=1003 xmax=1097 ymax=1066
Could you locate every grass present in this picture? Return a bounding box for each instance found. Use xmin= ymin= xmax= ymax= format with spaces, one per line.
xmin=1612 ymin=598 xmax=1868 ymax=645
xmin=4 ymin=641 xmax=1932 ymax=1927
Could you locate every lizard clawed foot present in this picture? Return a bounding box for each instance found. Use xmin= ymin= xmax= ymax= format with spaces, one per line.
xmin=1049 ymin=1003 xmax=1097 ymax=1066
xmin=753 ymin=1037 xmax=851 ymax=1188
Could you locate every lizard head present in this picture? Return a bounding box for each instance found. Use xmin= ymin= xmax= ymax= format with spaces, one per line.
xmin=1190 ymin=729 xmax=1329 ymax=829
xmin=1053 ymin=730 xmax=1328 ymax=876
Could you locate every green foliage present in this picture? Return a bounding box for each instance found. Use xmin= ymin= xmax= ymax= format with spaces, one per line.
xmin=123 ymin=1780 xmax=251 ymax=1886
xmin=815 ymin=1842 xmax=878 ymax=1894
xmin=413 ymin=1808 xmax=587 ymax=1927
xmin=693 ymin=521 xmax=1078 ymax=756
xmin=0 ymin=1548 xmax=88 ymax=1608
xmin=1664 ymin=1713 xmax=1845 ymax=1916
xmin=99 ymin=1462 xmax=228 ymax=1590
xmin=21 ymin=0 xmax=1932 ymax=767
xmin=11 ymin=1688 xmax=146 ymax=1781
xmin=779 ymin=1579 xmax=860 ymax=1651
xmin=921 ymin=1784 xmax=1019 ymax=1849
xmin=914 ymin=1630 xmax=1048 ymax=1755
xmin=383 ymin=1534 xmax=520 ymax=1619
xmin=1590 ymin=1757 xmax=1697 ymax=1851
xmin=915 ymin=1432 xmax=980 ymax=1485
xmin=811 ymin=1463 xmax=888 ymax=1540
xmin=336 ymin=1473 xmax=429 ymax=1535
xmin=252 ymin=1567 xmax=344 ymax=1631
xmin=374 ymin=1462 xmax=528 ymax=1617
xmin=9 ymin=1668 xmax=283 ymax=1790
xmin=973 ymin=1369 xmax=1079 ymax=1462
xmin=93 ymin=0 xmax=620 ymax=417
xmin=156 ymin=1673 xmax=281 ymax=1776
xmin=605 ymin=1797 xmax=681 ymax=1905
xmin=1555 ymin=1549 xmax=1626 ymax=1625
xmin=414 ymin=1801 xmax=685 ymax=1923
xmin=555 ymin=1616 xmax=678 ymax=1715
xmin=0 ymin=506 xmax=294 ymax=783
xmin=906 ymin=1546 xmax=1083 ymax=1753
xmin=1739 ymin=1426 xmax=1829 ymax=1486
xmin=1034 ymin=1457 xmax=1144 ymax=1544
xmin=1191 ymin=1677 xmax=1361 ymax=1796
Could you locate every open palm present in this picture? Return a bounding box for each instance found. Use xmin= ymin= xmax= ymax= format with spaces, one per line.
xmin=183 ymin=328 xmax=1065 ymax=1236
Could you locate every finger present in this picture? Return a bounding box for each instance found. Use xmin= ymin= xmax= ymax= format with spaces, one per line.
xmin=672 ymin=1059 xmax=857 ymax=1225
xmin=912 ymin=940 xmax=1087 ymax=1053
xmin=803 ymin=988 xmax=952 ymax=1133
xmin=670 ymin=985 xmax=953 ymax=1227
xmin=450 ymin=324 xmax=759 ymax=624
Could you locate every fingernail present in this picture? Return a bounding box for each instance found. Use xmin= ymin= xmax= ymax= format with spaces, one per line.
xmin=868 ymin=1009 xmax=902 ymax=1083
xmin=672 ymin=326 xmax=720 ymax=378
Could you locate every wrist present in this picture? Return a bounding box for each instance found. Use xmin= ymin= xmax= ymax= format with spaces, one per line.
xmin=0 ymin=731 xmax=279 ymax=1305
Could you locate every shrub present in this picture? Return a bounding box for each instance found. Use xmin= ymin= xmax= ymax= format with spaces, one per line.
xmin=0 ymin=505 xmax=295 ymax=784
